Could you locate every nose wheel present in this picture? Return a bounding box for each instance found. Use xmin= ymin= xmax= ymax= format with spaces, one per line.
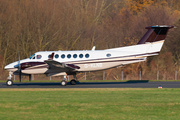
xmin=6 ymin=71 xmax=13 ymax=86
xmin=6 ymin=80 xmax=13 ymax=86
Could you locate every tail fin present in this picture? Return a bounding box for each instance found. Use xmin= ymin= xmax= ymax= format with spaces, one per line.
xmin=137 ymin=25 xmax=174 ymax=44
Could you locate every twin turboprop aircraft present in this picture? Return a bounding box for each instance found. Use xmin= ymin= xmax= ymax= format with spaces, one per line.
xmin=4 ymin=25 xmax=174 ymax=86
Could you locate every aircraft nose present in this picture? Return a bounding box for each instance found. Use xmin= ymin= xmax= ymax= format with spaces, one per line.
xmin=4 ymin=64 xmax=11 ymax=70
xmin=4 ymin=62 xmax=18 ymax=70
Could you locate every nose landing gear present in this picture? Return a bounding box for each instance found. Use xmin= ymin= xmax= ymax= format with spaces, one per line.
xmin=6 ymin=79 xmax=13 ymax=86
xmin=6 ymin=71 xmax=13 ymax=86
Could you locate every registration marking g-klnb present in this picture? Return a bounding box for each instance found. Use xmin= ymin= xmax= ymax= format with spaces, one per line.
xmin=84 ymin=63 xmax=102 ymax=68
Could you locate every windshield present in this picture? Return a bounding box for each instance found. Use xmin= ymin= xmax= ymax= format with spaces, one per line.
xmin=29 ymin=54 xmax=35 ymax=59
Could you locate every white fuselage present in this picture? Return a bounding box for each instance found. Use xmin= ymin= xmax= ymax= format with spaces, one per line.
xmin=4 ymin=40 xmax=164 ymax=76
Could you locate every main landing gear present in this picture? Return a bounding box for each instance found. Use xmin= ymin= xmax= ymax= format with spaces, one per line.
xmin=70 ymin=74 xmax=77 ymax=85
xmin=61 ymin=75 xmax=67 ymax=86
xmin=61 ymin=74 xmax=77 ymax=86
xmin=6 ymin=71 xmax=13 ymax=86
xmin=70 ymin=79 xmax=76 ymax=85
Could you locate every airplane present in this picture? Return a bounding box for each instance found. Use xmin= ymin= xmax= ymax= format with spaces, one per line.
xmin=4 ymin=25 xmax=174 ymax=86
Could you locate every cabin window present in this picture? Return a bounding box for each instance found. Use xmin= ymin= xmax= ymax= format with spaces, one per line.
xmin=106 ymin=53 xmax=111 ymax=57
xmin=61 ymin=54 xmax=65 ymax=59
xmin=36 ymin=55 xmax=42 ymax=59
xmin=48 ymin=54 xmax=51 ymax=58
xmin=85 ymin=54 xmax=89 ymax=58
xmin=67 ymin=54 xmax=71 ymax=59
xmin=73 ymin=54 xmax=77 ymax=58
xmin=79 ymin=54 xmax=83 ymax=58
xmin=55 ymin=54 xmax=59 ymax=59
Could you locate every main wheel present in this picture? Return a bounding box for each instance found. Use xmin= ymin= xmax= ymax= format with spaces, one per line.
xmin=6 ymin=80 xmax=13 ymax=86
xmin=61 ymin=80 xmax=67 ymax=86
xmin=70 ymin=79 xmax=76 ymax=85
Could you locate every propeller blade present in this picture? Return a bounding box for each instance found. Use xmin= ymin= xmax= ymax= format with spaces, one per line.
xmin=18 ymin=51 xmax=20 ymax=65
xmin=48 ymin=52 xmax=54 ymax=60
xmin=19 ymin=69 xmax=21 ymax=82
xmin=18 ymin=51 xmax=21 ymax=82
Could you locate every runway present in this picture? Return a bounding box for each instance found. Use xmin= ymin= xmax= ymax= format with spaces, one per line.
xmin=0 ymin=81 xmax=180 ymax=88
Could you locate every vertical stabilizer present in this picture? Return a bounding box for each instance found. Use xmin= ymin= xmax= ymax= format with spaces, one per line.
xmin=137 ymin=25 xmax=174 ymax=44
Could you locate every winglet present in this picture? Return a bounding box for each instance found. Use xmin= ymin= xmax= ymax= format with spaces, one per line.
xmin=48 ymin=52 xmax=54 ymax=60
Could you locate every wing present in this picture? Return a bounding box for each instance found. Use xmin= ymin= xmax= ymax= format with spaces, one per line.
xmin=44 ymin=59 xmax=80 ymax=71
xmin=44 ymin=52 xmax=80 ymax=73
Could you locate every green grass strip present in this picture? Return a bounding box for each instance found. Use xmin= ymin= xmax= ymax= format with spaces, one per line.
xmin=0 ymin=88 xmax=180 ymax=120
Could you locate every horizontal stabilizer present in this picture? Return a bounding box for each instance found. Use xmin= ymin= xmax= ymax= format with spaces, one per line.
xmin=137 ymin=25 xmax=174 ymax=44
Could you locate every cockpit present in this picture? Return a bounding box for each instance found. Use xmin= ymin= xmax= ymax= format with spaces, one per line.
xmin=29 ymin=54 xmax=35 ymax=59
xmin=29 ymin=54 xmax=42 ymax=60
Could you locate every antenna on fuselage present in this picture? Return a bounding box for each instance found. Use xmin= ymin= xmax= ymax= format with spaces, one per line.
xmin=91 ymin=46 xmax=96 ymax=51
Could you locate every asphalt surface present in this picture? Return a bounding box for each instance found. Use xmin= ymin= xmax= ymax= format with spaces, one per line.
xmin=0 ymin=80 xmax=180 ymax=88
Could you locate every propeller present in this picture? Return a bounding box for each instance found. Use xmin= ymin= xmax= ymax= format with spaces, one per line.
xmin=48 ymin=52 xmax=54 ymax=60
xmin=18 ymin=51 xmax=22 ymax=82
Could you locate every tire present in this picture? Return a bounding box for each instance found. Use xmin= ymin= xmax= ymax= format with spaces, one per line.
xmin=70 ymin=79 xmax=76 ymax=85
xmin=6 ymin=80 xmax=13 ymax=86
xmin=61 ymin=80 xmax=67 ymax=86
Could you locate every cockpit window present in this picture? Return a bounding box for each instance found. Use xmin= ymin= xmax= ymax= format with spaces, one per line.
xmin=29 ymin=54 xmax=35 ymax=59
xmin=36 ymin=55 xmax=42 ymax=59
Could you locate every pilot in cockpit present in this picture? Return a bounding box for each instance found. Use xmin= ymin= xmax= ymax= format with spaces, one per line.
xmin=37 ymin=55 xmax=42 ymax=59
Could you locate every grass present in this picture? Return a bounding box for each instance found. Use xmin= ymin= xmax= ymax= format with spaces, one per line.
xmin=0 ymin=88 xmax=180 ymax=120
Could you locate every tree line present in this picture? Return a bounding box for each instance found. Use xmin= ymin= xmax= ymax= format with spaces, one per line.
xmin=0 ymin=0 xmax=180 ymax=80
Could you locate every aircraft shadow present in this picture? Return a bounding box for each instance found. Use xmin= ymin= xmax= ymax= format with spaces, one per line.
xmin=9 ymin=80 xmax=149 ymax=86
xmin=78 ymin=80 xmax=149 ymax=85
